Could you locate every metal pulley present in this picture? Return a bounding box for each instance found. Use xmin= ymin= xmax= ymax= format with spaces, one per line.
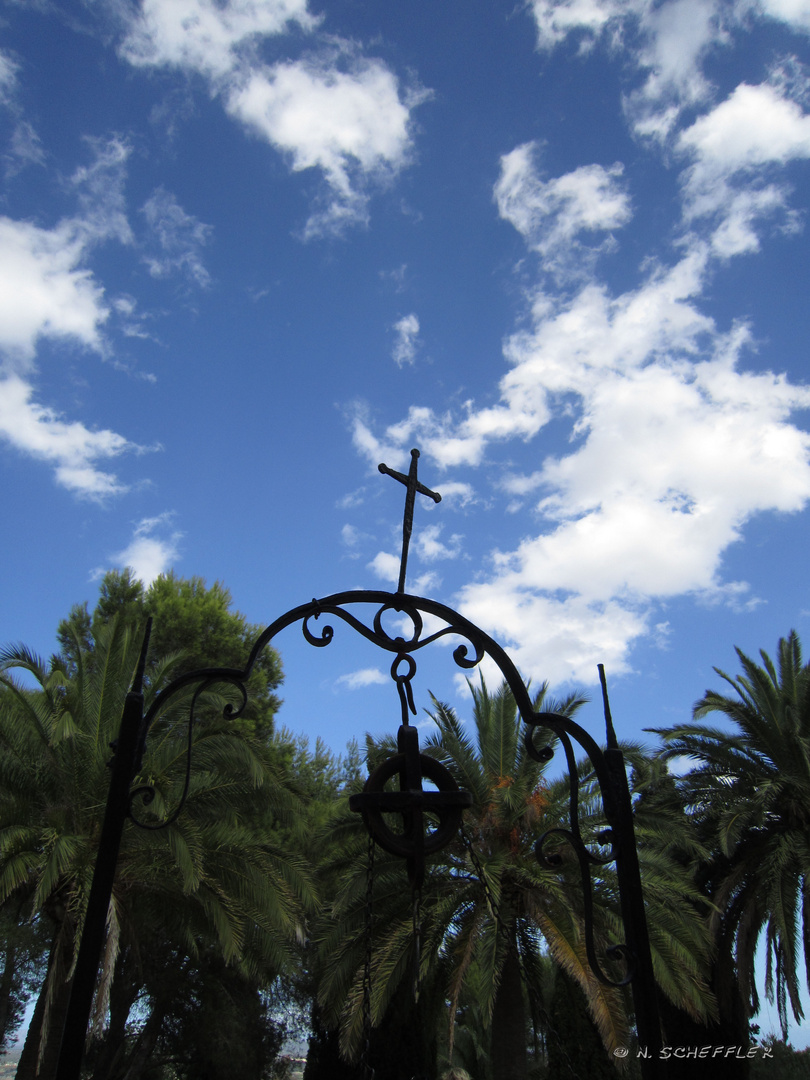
xmin=349 ymin=724 xmax=472 ymax=887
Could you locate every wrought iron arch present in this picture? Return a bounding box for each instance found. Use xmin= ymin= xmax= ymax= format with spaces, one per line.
xmin=54 ymin=451 xmax=665 ymax=1080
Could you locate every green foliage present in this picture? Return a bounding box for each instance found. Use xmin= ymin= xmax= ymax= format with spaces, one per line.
xmin=0 ymin=904 xmax=49 ymax=1052
xmin=546 ymin=968 xmax=617 ymax=1079
xmin=57 ymin=569 xmax=283 ymax=739
xmin=749 ymin=1036 xmax=810 ymax=1079
xmin=155 ymin=954 xmax=285 ymax=1080
xmin=0 ymin=604 xmax=311 ymax=1079
xmin=651 ymin=630 xmax=810 ymax=1035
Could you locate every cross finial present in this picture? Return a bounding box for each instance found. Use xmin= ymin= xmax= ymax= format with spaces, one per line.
xmin=378 ymin=448 xmax=441 ymax=594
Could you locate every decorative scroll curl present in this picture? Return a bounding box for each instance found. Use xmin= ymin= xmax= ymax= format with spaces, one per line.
xmin=128 ymin=589 xmax=641 ymax=995
xmin=128 ymin=671 xmax=249 ymax=831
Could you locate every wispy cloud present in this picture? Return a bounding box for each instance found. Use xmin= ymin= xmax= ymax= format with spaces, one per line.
xmin=119 ymin=2 xmax=427 ymax=237
xmin=678 ymin=77 xmax=810 ymax=255
xmin=0 ymin=374 xmax=138 ymax=499
xmin=141 ymin=187 xmax=212 ymax=285
xmin=109 ymin=514 xmax=183 ymax=585
xmin=351 ymin=42 xmax=810 ymax=686
xmin=392 ymin=313 xmax=420 ymax=366
xmin=495 ymin=143 xmax=631 ymax=280
xmin=335 ymin=667 xmax=388 ymax=689
xmin=0 ymin=138 xmax=147 ymax=498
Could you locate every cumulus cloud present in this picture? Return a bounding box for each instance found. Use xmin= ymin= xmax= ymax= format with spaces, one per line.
xmin=623 ymin=0 xmax=728 ymax=139
xmin=0 ymin=218 xmax=109 ymax=367
xmin=335 ymin=667 xmax=388 ymax=689
xmin=142 ymin=187 xmax=212 ymax=285
xmin=0 ymin=138 xmax=147 ymax=498
xmin=529 ymin=0 xmax=638 ymax=51
xmin=368 ymin=550 xmax=400 ymax=583
xmin=0 ymin=374 xmax=137 ymax=498
xmin=678 ymin=80 xmax=810 ymax=253
xmin=495 ymin=143 xmax=631 ymax=279
xmin=110 ymin=514 xmax=183 ymax=585
xmin=229 ymin=53 xmax=420 ymax=237
xmin=120 ymin=0 xmax=317 ymax=77
xmin=392 ymin=313 xmax=420 ymax=366
xmin=0 ymin=49 xmax=18 ymax=103
xmin=414 ymin=524 xmax=463 ymax=562
xmin=119 ymin=1 xmax=424 ymax=236
xmin=0 ymin=141 xmax=131 ymax=368
xmin=757 ymin=0 xmax=810 ymax=33
xmin=354 ymin=234 xmax=810 ymax=685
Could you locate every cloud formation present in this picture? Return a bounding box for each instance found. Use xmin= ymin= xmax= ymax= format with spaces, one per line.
xmin=392 ymin=313 xmax=420 ymax=366
xmin=142 ymin=188 xmax=212 ymax=285
xmin=495 ymin=143 xmax=631 ymax=279
xmin=111 ymin=514 xmax=183 ymax=585
xmin=335 ymin=667 xmax=388 ymax=689
xmin=0 ymin=374 xmax=137 ymax=499
xmin=351 ymin=18 xmax=810 ymax=687
xmin=0 ymin=138 xmax=147 ymax=498
xmin=119 ymin=0 xmax=424 ymax=236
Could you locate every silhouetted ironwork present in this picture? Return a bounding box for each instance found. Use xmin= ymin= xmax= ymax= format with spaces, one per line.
xmin=378 ymin=447 xmax=441 ymax=593
xmin=55 ymin=446 xmax=664 ymax=1080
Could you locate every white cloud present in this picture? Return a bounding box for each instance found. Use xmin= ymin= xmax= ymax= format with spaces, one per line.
xmin=529 ymin=0 xmax=638 ymax=51
xmin=757 ymin=0 xmax=810 ymax=33
xmin=0 ymin=374 xmax=137 ymax=498
xmin=111 ymin=514 xmax=182 ymax=585
xmin=414 ymin=524 xmax=463 ymax=562
xmin=120 ymin=0 xmax=317 ymax=78
xmin=679 ymin=80 xmax=810 ymax=175
xmin=623 ymin=0 xmax=728 ymax=138
xmin=368 ymin=550 xmax=400 ymax=583
xmin=356 ymin=232 xmax=810 ymax=686
xmin=4 ymin=121 xmax=45 ymax=177
xmin=120 ymin=2 xmax=424 ymax=236
xmin=458 ymin=587 xmax=649 ymax=685
xmin=435 ymin=481 xmax=476 ymax=506
xmin=678 ymin=80 xmax=810 ymax=253
xmin=0 ymin=49 xmax=18 ymax=105
xmin=495 ymin=143 xmax=631 ymax=278
xmin=392 ymin=313 xmax=420 ymax=366
xmin=0 ymin=218 xmax=109 ymax=367
xmin=228 ymin=53 xmax=420 ymax=237
xmin=141 ymin=187 xmax=212 ymax=285
xmin=335 ymin=667 xmax=388 ymax=689
xmin=0 ymin=138 xmax=145 ymax=497
xmin=70 ymin=136 xmax=133 ymax=246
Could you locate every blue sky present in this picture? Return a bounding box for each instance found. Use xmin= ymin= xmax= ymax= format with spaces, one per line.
xmin=3 ymin=0 xmax=810 ymax=1043
xmin=2 ymin=3 xmax=810 ymax=770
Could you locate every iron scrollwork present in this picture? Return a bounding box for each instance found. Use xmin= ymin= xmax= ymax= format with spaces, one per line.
xmin=125 ymin=589 xmax=640 ymax=992
xmin=57 ymin=447 xmax=663 ymax=1080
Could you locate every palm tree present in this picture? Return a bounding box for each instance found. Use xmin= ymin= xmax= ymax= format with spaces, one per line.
xmin=651 ymin=630 xmax=810 ymax=1037
xmin=315 ymin=678 xmax=713 ymax=1080
xmin=0 ymin=615 xmax=314 ymax=1080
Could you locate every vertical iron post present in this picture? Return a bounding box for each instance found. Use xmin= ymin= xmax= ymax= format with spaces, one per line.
xmin=55 ymin=621 xmax=152 ymax=1080
xmin=600 ymin=666 xmax=664 ymax=1079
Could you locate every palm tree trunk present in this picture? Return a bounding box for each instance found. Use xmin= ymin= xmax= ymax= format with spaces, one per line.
xmin=0 ymin=935 xmax=18 ymax=1048
xmin=90 ymin=951 xmax=140 ymax=1080
xmin=16 ymin=925 xmax=75 ymax=1080
xmin=490 ymin=944 xmax=528 ymax=1080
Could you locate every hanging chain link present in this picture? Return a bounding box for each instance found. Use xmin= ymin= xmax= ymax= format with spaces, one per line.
xmin=459 ymin=823 xmax=582 ymax=1079
xmin=411 ymin=885 xmax=422 ymax=1003
xmin=360 ymin=832 xmax=376 ymax=1080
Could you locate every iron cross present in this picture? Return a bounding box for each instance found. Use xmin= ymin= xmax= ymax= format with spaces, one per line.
xmin=378 ymin=448 xmax=441 ymax=593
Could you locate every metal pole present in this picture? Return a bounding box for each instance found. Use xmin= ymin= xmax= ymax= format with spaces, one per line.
xmin=55 ymin=621 xmax=151 ymax=1080
xmin=600 ymin=666 xmax=664 ymax=1079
